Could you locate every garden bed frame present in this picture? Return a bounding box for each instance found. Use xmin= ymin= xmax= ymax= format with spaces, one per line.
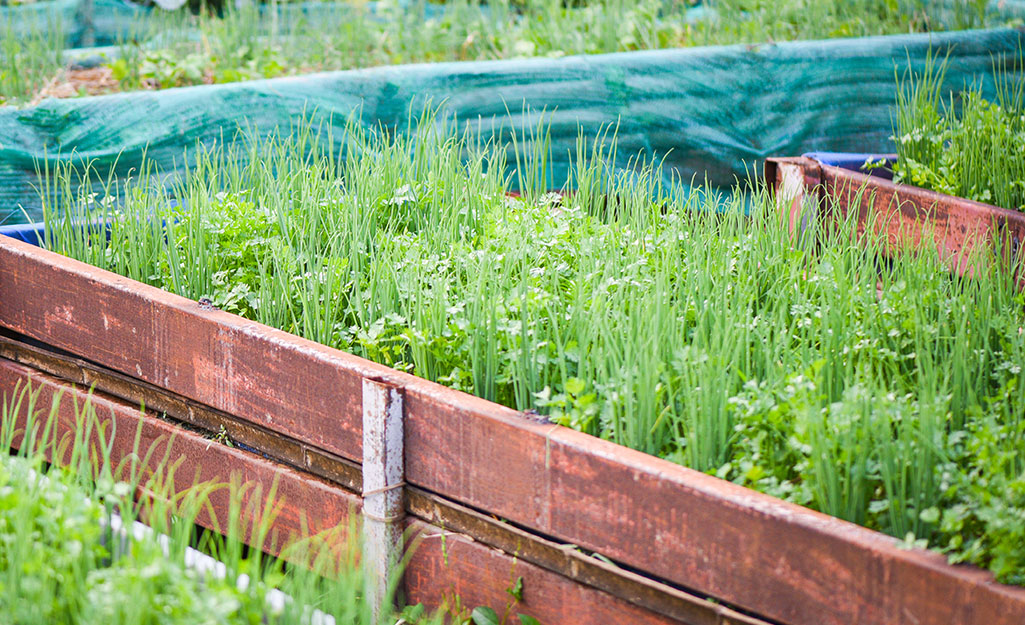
xmin=765 ymin=156 xmax=1025 ymax=276
xmin=2 ymin=234 xmax=1025 ymax=625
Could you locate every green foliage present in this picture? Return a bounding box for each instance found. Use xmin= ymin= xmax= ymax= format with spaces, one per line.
xmin=939 ymin=390 xmax=1025 ymax=585
xmin=104 ymin=0 xmax=1006 ymax=94
xmin=0 ymin=15 xmax=65 ymax=105
xmin=1 ymin=0 xmax=1012 ymax=104
xmin=43 ymin=116 xmax=1025 ymax=584
xmin=893 ymin=51 xmax=1025 ymax=211
xmin=106 ymin=43 xmax=288 ymax=91
xmin=0 ymin=456 xmax=107 ymax=622
xmin=471 ymin=607 xmax=501 ymax=625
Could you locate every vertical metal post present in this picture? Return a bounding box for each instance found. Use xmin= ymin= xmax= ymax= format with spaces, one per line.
xmin=362 ymin=379 xmax=404 ymax=621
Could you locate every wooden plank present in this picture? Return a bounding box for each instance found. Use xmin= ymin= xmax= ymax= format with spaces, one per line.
xmin=0 ymin=235 xmax=384 ymax=462
xmin=765 ymin=156 xmax=820 ymax=237
xmin=403 ymin=519 xmax=682 ymax=625
xmin=819 ymin=163 xmax=1025 ymax=276
xmin=0 ymin=330 xmax=365 ymax=493
xmin=765 ymin=156 xmax=1025 ymax=277
xmin=0 ymin=357 xmax=358 ymax=556
xmin=406 ymin=488 xmax=770 ymax=625
xmin=403 ymin=376 xmax=1025 ymax=625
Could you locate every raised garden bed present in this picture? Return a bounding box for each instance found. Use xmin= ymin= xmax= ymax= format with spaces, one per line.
xmin=765 ymin=153 xmax=1025 ymax=277
xmin=766 ymin=55 xmax=1025 ymax=277
xmin=4 ymin=123 xmax=1025 ymax=623
xmin=0 ymin=337 xmax=696 ymax=625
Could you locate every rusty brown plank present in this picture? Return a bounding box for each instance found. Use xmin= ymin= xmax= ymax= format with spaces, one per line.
xmin=0 ymin=331 xmax=365 ymax=494
xmin=766 ymin=156 xmax=1025 ymax=277
xmin=0 ymin=334 xmax=761 ymax=625
xmin=0 ymin=357 xmax=359 ymax=555
xmin=406 ymin=487 xmax=769 ymax=625
xmin=765 ymin=156 xmax=821 ymax=236
xmin=0 ymin=235 xmax=384 ymax=462
xmin=820 ymin=164 xmax=1025 ymax=277
xmin=404 ymin=519 xmax=682 ymax=625
xmin=404 ymin=381 xmax=1025 ymax=625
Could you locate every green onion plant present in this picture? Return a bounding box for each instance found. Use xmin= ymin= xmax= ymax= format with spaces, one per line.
xmin=893 ymin=51 xmax=1025 ymax=211
xmin=39 ymin=112 xmax=1025 ymax=584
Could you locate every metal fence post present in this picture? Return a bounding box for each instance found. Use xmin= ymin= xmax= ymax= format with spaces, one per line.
xmin=361 ymin=379 xmax=405 ymax=621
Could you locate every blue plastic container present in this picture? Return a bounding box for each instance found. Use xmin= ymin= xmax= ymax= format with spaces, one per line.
xmin=802 ymin=152 xmax=897 ymax=180
xmin=0 ymin=222 xmax=45 ymax=247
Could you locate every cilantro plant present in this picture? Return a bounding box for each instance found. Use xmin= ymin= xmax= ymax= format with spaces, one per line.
xmin=44 ymin=116 xmax=1025 ymax=584
xmin=893 ymin=52 xmax=1025 ymax=211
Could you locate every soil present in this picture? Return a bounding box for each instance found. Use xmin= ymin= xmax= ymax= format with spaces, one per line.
xmin=31 ymin=66 xmax=121 ymax=104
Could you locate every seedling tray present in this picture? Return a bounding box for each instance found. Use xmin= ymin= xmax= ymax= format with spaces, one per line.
xmin=2 ymin=233 xmax=1024 ymax=625
xmin=766 ymin=153 xmax=1025 ymax=276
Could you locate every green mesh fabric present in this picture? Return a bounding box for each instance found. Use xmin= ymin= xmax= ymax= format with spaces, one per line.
xmin=0 ymin=0 xmax=143 ymax=47
xmin=1 ymin=27 xmax=1023 ymax=223
xmin=1 ymin=0 xmax=452 ymax=49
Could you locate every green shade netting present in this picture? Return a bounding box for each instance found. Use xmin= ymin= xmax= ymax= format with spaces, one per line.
xmin=1 ymin=26 xmax=1023 ymax=223
xmin=0 ymin=0 xmax=143 ymax=47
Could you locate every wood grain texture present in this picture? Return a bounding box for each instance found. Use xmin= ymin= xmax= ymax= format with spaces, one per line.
xmin=0 ymin=357 xmax=358 ymax=555
xmin=403 ymin=519 xmax=679 ymax=625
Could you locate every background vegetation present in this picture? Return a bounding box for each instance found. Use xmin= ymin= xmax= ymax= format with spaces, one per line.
xmin=1 ymin=0 xmax=1004 ymax=104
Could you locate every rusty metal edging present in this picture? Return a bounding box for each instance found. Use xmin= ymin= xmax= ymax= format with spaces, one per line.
xmin=0 ymin=331 xmax=770 ymax=625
